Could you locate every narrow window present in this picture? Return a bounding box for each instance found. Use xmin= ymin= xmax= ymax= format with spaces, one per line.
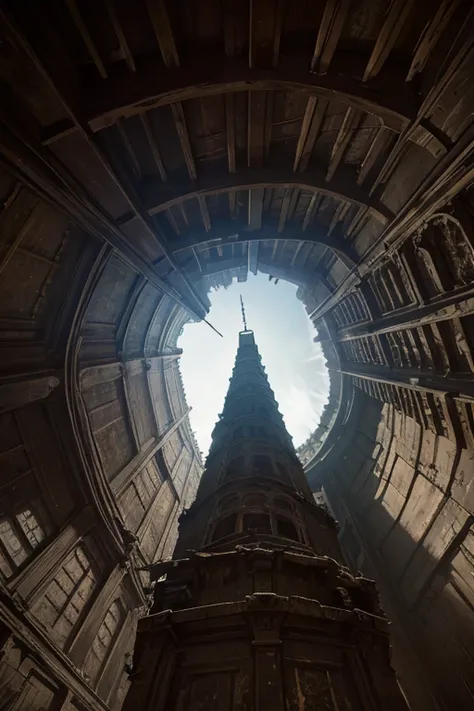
xmin=243 ymin=513 xmax=271 ymax=534
xmin=83 ymin=599 xmax=125 ymax=686
xmin=32 ymin=545 xmax=98 ymax=649
xmin=0 ymin=506 xmax=49 ymax=579
xmin=224 ymin=456 xmax=244 ymax=479
xmin=276 ymin=517 xmax=299 ymax=541
xmin=254 ymin=455 xmax=273 ymax=477
xmin=212 ymin=514 xmax=237 ymax=541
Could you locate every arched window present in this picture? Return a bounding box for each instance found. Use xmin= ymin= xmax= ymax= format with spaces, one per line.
xmin=274 ymin=497 xmax=292 ymax=512
xmin=276 ymin=517 xmax=299 ymax=541
xmin=0 ymin=503 xmax=51 ymax=580
xmin=212 ymin=514 xmax=237 ymax=541
xmin=243 ymin=512 xmax=271 ymax=534
xmin=224 ymin=456 xmax=244 ymax=479
xmin=32 ymin=543 xmax=99 ymax=649
xmin=218 ymin=493 xmax=239 ymax=512
xmin=242 ymin=492 xmax=266 ymax=507
xmin=254 ymin=455 xmax=273 ymax=477
xmin=417 ymin=247 xmax=447 ymax=294
xmin=83 ymin=598 xmax=125 ymax=686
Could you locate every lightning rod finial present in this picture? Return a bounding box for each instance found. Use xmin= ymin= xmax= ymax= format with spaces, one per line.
xmin=240 ymin=295 xmax=248 ymax=331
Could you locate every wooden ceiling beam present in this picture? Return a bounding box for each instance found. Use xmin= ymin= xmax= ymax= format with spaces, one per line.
xmin=326 ymin=107 xmax=360 ymax=181
xmin=225 ymin=94 xmax=236 ymax=173
xmin=145 ymin=0 xmax=180 ymax=68
xmin=46 ymin=52 xmax=446 ymax=155
xmin=301 ymin=244 xmax=317 ymax=272
xmin=103 ymin=0 xmax=136 ymax=73
xmin=311 ymin=0 xmax=351 ymax=74
xmin=263 ymin=92 xmax=274 ymax=159
xmin=116 ymin=119 xmax=141 ymax=178
xmin=406 ymin=0 xmax=460 ymax=81
xmin=293 ymin=97 xmax=328 ymax=172
xmin=139 ymin=114 xmax=167 ymax=181
xmin=328 ymin=201 xmax=350 ymax=235
xmin=271 ymin=239 xmax=279 ymax=263
xmin=146 ymin=0 xmax=197 ymax=190
xmin=0 ymin=4 xmax=208 ymax=320
xmin=338 ymin=285 xmax=474 ymax=342
xmin=356 ymin=126 xmax=392 ymax=186
xmin=248 ymin=189 xmax=264 ymax=230
xmin=302 ymin=193 xmax=322 ymax=231
xmin=178 ymin=204 xmax=189 ymax=226
xmin=137 ymin=166 xmax=391 ymax=223
xmin=247 ymin=91 xmax=266 ymax=168
xmin=0 ymin=119 xmax=203 ymax=319
xmin=371 ymin=13 xmax=474 ymax=192
xmin=286 ymin=189 xmax=299 ymax=223
xmin=363 ymin=0 xmax=416 ymax=82
xmin=248 ymin=240 xmax=259 ymax=274
xmin=197 ymin=195 xmax=211 ymax=232
xmin=171 ymin=103 xmax=197 ymax=180
xmin=247 ymin=90 xmax=269 ymax=230
xmin=346 ymin=206 xmax=367 ymax=238
xmin=191 ymin=247 xmax=202 ymax=273
xmin=163 ymin=218 xmax=358 ymax=269
xmin=339 ymin=360 xmax=474 ymax=403
xmin=278 ymin=188 xmax=293 ymax=232
xmin=66 ymin=0 xmax=107 ymax=79
xmin=290 ymin=240 xmax=304 ymax=267
xmin=96 ymin=123 xmax=206 ymax=316
xmin=165 ymin=208 xmax=180 ymax=235
xmin=225 ymin=92 xmax=237 ymax=216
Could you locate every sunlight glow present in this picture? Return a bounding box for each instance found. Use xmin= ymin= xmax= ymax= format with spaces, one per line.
xmin=178 ymin=273 xmax=330 ymax=457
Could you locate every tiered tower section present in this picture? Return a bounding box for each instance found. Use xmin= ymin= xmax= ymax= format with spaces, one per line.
xmin=123 ymin=328 xmax=407 ymax=711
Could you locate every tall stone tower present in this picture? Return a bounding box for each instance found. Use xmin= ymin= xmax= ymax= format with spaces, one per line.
xmin=123 ymin=318 xmax=408 ymax=711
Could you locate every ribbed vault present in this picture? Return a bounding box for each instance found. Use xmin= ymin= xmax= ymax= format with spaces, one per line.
xmin=1 ymin=1 xmax=474 ymax=710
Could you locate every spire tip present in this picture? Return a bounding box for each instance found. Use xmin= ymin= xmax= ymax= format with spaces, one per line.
xmin=240 ymin=295 xmax=248 ymax=331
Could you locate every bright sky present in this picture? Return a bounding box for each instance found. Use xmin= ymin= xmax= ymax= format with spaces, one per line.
xmin=178 ymin=273 xmax=330 ymax=457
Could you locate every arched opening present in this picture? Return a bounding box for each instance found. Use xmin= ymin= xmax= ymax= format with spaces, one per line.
xmin=178 ymin=272 xmax=330 ymax=458
xmin=211 ymin=513 xmax=238 ymax=542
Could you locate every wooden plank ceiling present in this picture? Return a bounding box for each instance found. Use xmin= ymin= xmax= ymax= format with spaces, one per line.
xmin=0 ymin=0 xmax=473 ymax=432
xmin=1 ymin=0 xmax=472 ymax=310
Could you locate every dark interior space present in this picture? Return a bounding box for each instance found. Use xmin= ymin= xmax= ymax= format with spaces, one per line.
xmin=1 ymin=1 xmax=474 ymax=709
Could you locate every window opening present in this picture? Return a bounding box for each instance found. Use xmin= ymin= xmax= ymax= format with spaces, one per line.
xmin=243 ymin=513 xmax=271 ymax=534
xmin=276 ymin=517 xmax=299 ymax=541
xmin=212 ymin=513 xmax=238 ymax=541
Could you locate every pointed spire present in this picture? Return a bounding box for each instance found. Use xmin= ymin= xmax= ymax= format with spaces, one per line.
xmin=240 ymin=294 xmax=248 ymax=331
xmin=203 ymin=323 xmax=311 ymax=499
